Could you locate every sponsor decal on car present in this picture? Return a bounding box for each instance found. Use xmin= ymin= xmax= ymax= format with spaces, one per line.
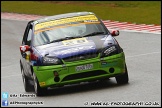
xmin=35 ymin=15 xmax=98 ymax=31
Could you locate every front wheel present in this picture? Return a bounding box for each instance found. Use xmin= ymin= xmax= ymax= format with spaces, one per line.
xmin=21 ymin=68 xmax=33 ymax=92
xmin=33 ymin=73 xmax=47 ymax=96
xmin=115 ymin=64 xmax=129 ymax=84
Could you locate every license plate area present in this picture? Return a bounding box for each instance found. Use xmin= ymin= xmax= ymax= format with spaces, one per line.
xmin=76 ymin=64 xmax=93 ymax=72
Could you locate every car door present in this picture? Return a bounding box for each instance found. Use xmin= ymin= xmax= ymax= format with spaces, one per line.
xmin=21 ymin=21 xmax=34 ymax=77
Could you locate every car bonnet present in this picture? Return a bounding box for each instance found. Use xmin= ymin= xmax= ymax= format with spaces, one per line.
xmin=34 ymin=35 xmax=115 ymax=59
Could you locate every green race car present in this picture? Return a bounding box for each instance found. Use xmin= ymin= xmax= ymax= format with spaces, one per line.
xmin=19 ymin=12 xmax=129 ymax=96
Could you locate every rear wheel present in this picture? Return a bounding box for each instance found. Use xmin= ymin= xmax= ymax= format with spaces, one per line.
xmin=21 ymin=68 xmax=33 ymax=92
xmin=33 ymin=73 xmax=47 ymax=96
xmin=115 ymin=64 xmax=129 ymax=84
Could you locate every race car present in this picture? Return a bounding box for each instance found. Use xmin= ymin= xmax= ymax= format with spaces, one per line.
xmin=19 ymin=12 xmax=129 ymax=96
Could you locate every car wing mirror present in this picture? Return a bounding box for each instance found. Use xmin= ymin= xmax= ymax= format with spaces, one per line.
xmin=20 ymin=45 xmax=30 ymax=53
xmin=20 ymin=45 xmax=32 ymax=58
xmin=110 ymin=30 xmax=119 ymax=36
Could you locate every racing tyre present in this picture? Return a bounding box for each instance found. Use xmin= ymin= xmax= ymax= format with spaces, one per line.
xmin=115 ymin=64 xmax=129 ymax=84
xmin=21 ymin=68 xmax=33 ymax=92
xmin=33 ymin=73 xmax=47 ymax=96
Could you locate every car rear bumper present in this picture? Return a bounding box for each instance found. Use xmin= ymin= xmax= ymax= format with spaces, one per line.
xmin=33 ymin=52 xmax=126 ymax=88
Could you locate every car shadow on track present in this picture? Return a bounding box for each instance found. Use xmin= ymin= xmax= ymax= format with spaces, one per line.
xmin=35 ymin=78 xmax=129 ymax=97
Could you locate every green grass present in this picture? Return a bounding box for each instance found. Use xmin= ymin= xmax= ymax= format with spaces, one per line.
xmin=1 ymin=1 xmax=161 ymax=25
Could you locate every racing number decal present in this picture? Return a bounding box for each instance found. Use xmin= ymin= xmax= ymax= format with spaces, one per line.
xmin=62 ymin=38 xmax=88 ymax=46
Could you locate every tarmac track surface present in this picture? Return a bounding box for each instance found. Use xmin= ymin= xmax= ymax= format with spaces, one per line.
xmin=1 ymin=19 xmax=161 ymax=107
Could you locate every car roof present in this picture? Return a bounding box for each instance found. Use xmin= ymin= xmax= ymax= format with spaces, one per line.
xmin=33 ymin=11 xmax=95 ymax=24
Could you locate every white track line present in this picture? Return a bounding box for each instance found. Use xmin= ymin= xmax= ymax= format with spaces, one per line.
xmin=126 ymin=52 xmax=160 ymax=58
